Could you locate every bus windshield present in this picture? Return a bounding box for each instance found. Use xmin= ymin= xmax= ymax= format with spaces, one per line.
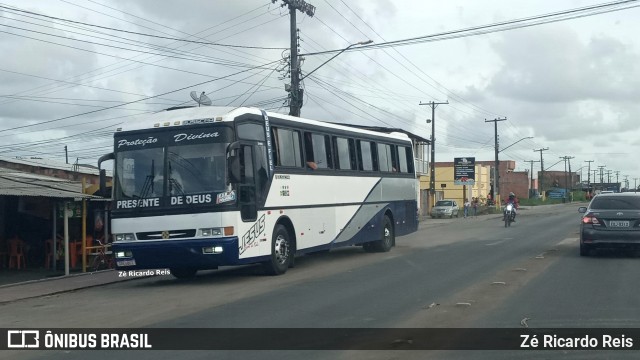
xmin=167 ymin=143 xmax=227 ymax=195
xmin=113 ymin=125 xmax=234 ymax=210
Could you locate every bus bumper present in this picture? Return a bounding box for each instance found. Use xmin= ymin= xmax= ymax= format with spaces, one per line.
xmin=112 ymin=237 xmax=241 ymax=270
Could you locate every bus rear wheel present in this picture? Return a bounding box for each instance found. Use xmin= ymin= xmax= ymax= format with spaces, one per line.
xmin=364 ymin=215 xmax=394 ymax=253
xmin=263 ymin=225 xmax=291 ymax=275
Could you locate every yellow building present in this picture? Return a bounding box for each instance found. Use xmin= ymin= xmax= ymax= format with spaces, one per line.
xmin=418 ymin=163 xmax=492 ymax=215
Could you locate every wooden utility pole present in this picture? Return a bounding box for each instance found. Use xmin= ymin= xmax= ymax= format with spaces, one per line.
xmin=534 ymin=147 xmax=549 ymax=196
xmin=584 ymin=160 xmax=594 ymax=186
xmin=485 ymin=117 xmax=507 ymax=206
xmin=275 ymin=0 xmax=316 ymax=117
xmin=525 ymin=160 xmax=540 ymax=197
xmin=598 ymin=165 xmax=606 ymax=184
xmin=420 ymin=101 xmax=448 ymax=209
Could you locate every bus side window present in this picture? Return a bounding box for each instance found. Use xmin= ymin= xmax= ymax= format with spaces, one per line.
xmin=357 ymin=140 xmax=374 ymax=171
xmin=377 ymin=143 xmax=391 ymax=172
xmin=273 ymin=127 xmax=302 ymax=167
xmin=334 ymin=136 xmax=354 ymax=170
xmin=390 ymin=145 xmax=399 ymax=172
xmin=398 ymin=146 xmax=409 ymax=173
xmin=304 ymin=132 xmax=330 ymax=170
xmin=348 ymin=139 xmax=357 ymax=170
xmin=370 ymin=141 xmax=379 ymax=171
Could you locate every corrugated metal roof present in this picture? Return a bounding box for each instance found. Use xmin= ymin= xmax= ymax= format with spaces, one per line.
xmin=0 ymin=168 xmax=101 ymax=199
xmin=0 ymin=156 xmax=113 ymax=176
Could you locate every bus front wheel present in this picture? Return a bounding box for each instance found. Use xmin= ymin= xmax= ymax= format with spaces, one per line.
xmin=171 ymin=267 xmax=197 ymax=279
xmin=263 ymin=225 xmax=291 ymax=276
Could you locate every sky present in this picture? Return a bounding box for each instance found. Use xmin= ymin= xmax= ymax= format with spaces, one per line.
xmin=0 ymin=0 xmax=639 ymax=188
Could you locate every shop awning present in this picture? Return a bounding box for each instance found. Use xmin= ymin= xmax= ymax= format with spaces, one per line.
xmin=0 ymin=168 xmax=102 ymax=199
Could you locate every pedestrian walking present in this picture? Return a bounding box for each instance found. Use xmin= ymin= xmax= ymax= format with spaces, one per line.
xmin=464 ymin=199 xmax=471 ymax=218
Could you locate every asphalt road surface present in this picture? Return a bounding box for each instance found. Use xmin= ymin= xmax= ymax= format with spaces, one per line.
xmin=4 ymin=203 xmax=640 ymax=359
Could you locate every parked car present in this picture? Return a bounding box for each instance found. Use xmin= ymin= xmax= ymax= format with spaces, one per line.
xmin=431 ymin=200 xmax=460 ymax=218
xmin=578 ymin=193 xmax=640 ymax=256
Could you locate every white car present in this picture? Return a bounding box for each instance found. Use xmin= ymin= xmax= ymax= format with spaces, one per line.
xmin=431 ymin=200 xmax=460 ymax=218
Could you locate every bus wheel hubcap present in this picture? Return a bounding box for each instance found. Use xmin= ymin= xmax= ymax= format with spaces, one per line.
xmin=275 ymin=235 xmax=288 ymax=264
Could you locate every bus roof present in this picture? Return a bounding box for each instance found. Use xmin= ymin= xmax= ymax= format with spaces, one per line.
xmin=116 ymin=106 xmax=413 ymax=142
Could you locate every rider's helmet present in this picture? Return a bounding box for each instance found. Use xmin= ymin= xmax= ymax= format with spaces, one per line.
xmin=509 ymin=192 xmax=515 ymax=199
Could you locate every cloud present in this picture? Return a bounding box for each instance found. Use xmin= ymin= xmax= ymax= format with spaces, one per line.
xmin=487 ymin=25 xmax=640 ymax=103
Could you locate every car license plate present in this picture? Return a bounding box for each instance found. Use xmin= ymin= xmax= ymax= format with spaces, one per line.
xmin=609 ymin=220 xmax=630 ymax=228
xmin=116 ymin=259 xmax=136 ymax=267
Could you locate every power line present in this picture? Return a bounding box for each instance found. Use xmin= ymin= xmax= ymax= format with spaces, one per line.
xmin=0 ymin=4 xmax=281 ymax=109
xmin=331 ymin=0 xmax=499 ymax=117
xmin=0 ymin=4 xmax=286 ymax=50
xmin=303 ymin=0 xmax=640 ymax=54
xmin=0 ymin=59 xmax=281 ymax=134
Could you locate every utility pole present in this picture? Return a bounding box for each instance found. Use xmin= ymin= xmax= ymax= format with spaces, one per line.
xmin=64 ymin=145 xmax=68 ymax=164
xmin=568 ymin=156 xmax=574 ymax=200
xmin=584 ymin=160 xmax=594 ymax=187
xmin=598 ymin=165 xmax=606 ymax=184
xmin=485 ymin=117 xmax=507 ymax=206
xmin=606 ymin=169 xmax=612 ymax=183
xmin=276 ymin=0 xmax=316 ymax=117
xmin=525 ymin=160 xmax=540 ymax=197
xmin=559 ymin=156 xmax=574 ymax=200
xmin=635 ymin=178 xmax=638 ymax=192
xmin=624 ymin=175 xmax=629 ymax=190
xmin=420 ymin=101 xmax=448 ymax=210
xmin=614 ymin=170 xmax=620 ymax=185
xmin=534 ymin=147 xmax=549 ymax=196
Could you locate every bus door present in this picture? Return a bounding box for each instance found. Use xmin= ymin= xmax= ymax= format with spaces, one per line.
xmin=229 ymin=142 xmax=268 ymax=222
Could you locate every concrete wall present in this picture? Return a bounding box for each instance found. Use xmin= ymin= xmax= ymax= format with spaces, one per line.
xmin=419 ymin=163 xmax=492 ymax=212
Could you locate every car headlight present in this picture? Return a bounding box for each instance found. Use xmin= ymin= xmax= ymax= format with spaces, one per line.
xmin=115 ymin=251 xmax=133 ymax=258
xmin=114 ymin=233 xmax=135 ymax=242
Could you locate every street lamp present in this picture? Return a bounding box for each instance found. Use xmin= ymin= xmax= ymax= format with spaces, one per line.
xmin=289 ymin=40 xmax=372 ymax=116
xmin=426 ymin=118 xmax=435 ymax=205
xmin=299 ymin=40 xmax=373 ymax=81
xmin=499 ymin=137 xmax=534 ymax=153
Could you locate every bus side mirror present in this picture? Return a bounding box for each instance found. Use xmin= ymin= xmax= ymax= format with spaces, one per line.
xmin=227 ymin=142 xmax=242 ymax=184
xmin=99 ymin=169 xmax=107 ymax=196
xmin=97 ymin=152 xmax=114 ymax=197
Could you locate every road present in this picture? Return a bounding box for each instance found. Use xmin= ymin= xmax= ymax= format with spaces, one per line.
xmin=4 ymin=203 xmax=640 ymax=359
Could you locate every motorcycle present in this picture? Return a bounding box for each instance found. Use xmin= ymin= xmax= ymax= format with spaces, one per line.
xmin=503 ymin=203 xmax=515 ymax=227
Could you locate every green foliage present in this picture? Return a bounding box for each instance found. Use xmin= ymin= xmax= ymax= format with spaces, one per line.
xmin=519 ymin=191 xmax=586 ymax=206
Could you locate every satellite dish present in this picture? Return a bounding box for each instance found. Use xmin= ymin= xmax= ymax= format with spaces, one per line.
xmin=190 ymin=91 xmax=212 ymax=107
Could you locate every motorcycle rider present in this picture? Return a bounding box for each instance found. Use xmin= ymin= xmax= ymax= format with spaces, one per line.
xmin=504 ymin=192 xmax=519 ymax=222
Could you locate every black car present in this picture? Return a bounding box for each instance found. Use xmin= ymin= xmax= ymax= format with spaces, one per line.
xmin=578 ymin=193 xmax=640 ymax=256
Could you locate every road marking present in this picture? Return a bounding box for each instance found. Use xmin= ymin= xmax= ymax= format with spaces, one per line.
xmin=485 ymin=237 xmax=512 ymax=246
xmin=557 ymin=237 xmax=578 ymax=246
xmin=485 ymin=241 xmax=504 ymax=246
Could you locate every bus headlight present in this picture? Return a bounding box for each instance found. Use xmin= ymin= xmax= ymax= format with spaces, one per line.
xmin=114 ymin=233 xmax=135 ymax=242
xmin=200 ymin=228 xmax=222 ymax=237
xmin=199 ymin=227 xmax=234 ymax=237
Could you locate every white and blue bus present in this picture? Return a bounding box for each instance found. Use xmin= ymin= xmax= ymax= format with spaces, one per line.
xmin=98 ymin=107 xmax=419 ymax=278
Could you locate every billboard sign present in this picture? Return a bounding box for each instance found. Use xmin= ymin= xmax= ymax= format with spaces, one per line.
xmin=454 ymin=157 xmax=475 ymax=185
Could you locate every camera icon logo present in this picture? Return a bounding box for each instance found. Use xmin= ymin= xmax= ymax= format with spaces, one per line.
xmin=7 ymin=330 xmax=40 ymax=348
